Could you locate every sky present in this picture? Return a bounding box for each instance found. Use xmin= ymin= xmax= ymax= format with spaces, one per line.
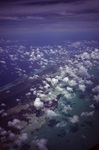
xmin=0 ymin=0 xmax=99 ymax=39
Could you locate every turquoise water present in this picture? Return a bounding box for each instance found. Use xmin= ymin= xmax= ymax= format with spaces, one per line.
xmin=26 ymin=79 xmax=99 ymax=150
xmin=11 ymin=63 xmax=99 ymax=150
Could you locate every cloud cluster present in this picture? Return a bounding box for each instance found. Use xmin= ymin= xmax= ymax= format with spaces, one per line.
xmin=15 ymin=133 xmax=28 ymax=146
xmin=0 ymin=127 xmax=16 ymax=143
xmin=69 ymin=79 xmax=77 ymax=87
xmin=92 ymin=85 xmax=99 ymax=102
xmin=78 ymin=66 xmax=90 ymax=78
xmin=92 ymin=85 xmax=99 ymax=93
xmin=51 ymin=78 xmax=58 ymax=86
xmin=64 ymin=91 xmax=74 ymax=99
xmin=8 ymin=119 xmax=22 ymax=129
xmin=69 ymin=115 xmax=79 ymax=123
xmin=62 ymin=104 xmax=72 ymax=114
xmin=8 ymin=132 xmax=15 ymax=140
xmin=66 ymin=87 xmax=73 ymax=92
xmin=81 ymin=111 xmax=94 ymax=117
xmin=32 ymin=138 xmax=48 ymax=150
xmin=93 ymin=95 xmax=99 ymax=102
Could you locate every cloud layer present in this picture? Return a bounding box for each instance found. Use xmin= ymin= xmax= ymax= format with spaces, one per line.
xmin=0 ymin=0 xmax=99 ymax=36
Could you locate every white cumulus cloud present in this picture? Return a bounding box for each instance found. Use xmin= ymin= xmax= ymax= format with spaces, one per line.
xmin=93 ymin=95 xmax=99 ymax=102
xmin=34 ymin=98 xmax=44 ymax=109
xmin=79 ymin=84 xmax=86 ymax=92
xmin=69 ymin=79 xmax=77 ymax=87
xmin=63 ymin=77 xmax=69 ymax=83
xmin=92 ymin=85 xmax=99 ymax=93
xmin=78 ymin=66 xmax=90 ymax=78
xmin=69 ymin=115 xmax=79 ymax=123
xmin=46 ymin=109 xmax=59 ymax=119
xmin=32 ymin=138 xmax=48 ymax=150
xmin=51 ymin=78 xmax=58 ymax=86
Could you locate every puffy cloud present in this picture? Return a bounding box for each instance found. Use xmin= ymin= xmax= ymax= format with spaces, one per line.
xmin=62 ymin=104 xmax=72 ymax=113
xmin=66 ymin=87 xmax=73 ymax=92
xmin=43 ymin=80 xmax=47 ymax=85
xmin=15 ymin=133 xmax=28 ymax=146
xmin=19 ymin=133 xmax=28 ymax=141
xmin=69 ymin=79 xmax=77 ymax=87
xmin=70 ymin=71 xmax=77 ymax=78
xmin=65 ymin=66 xmax=71 ymax=74
xmin=32 ymin=138 xmax=48 ymax=150
xmin=8 ymin=132 xmax=15 ymax=140
xmin=0 ymin=109 xmax=4 ymax=114
xmin=64 ymin=92 xmax=74 ymax=99
xmin=51 ymin=78 xmax=58 ymax=86
xmin=91 ymin=49 xmax=99 ymax=59
xmin=60 ymin=70 xmax=66 ymax=78
xmin=78 ymin=66 xmax=90 ymax=78
xmin=70 ymin=42 xmax=81 ymax=48
xmin=8 ymin=119 xmax=22 ymax=129
xmin=46 ymin=92 xmax=57 ymax=101
xmin=93 ymin=95 xmax=99 ymax=102
xmin=56 ymin=121 xmax=67 ymax=127
xmin=33 ymin=90 xmax=37 ymax=95
xmin=2 ymin=112 xmax=8 ymax=117
xmin=0 ymin=60 xmax=6 ymax=64
xmin=29 ymin=75 xmax=39 ymax=79
xmin=78 ymin=78 xmax=85 ymax=84
xmin=85 ymin=80 xmax=93 ymax=85
xmin=30 ymin=88 xmax=35 ymax=91
xmin=92 ymin=85 xmax=99 ymax=93
xmin=39 ymin=93 xmax=46 ymax=99
xmin=26 ymin=92 xmax=31 ymax=96
xmin=46 ymin=109 xmax=58 ymax=119
xmin=81 ymin=52 xmax=90 ymax=59
xmin=92 ymin=86 xmax=99 ymax=102
xmin=1 ymin=103 xmax=6 ymax=107
xmin=79 ymin=84 xmax=86 ymax=92
xmin=95 ymin=48 xmax=99 ymax=53
xmin=56 ymin=86 xmax=64 ymax=92
xmin=89 ymin=104 xmax=95 ymax=109
xmin=69 ymin=115 xmax=79 ymax=123
xmin=44 ymin=83 xmax=50 ymax=89
xmin=81 ymin=111 xmax=94 ymax=117
xmin=24 ymin=51 xmax=30 ymax=56
xmin=84 ymin=60 xmax=92 ymax=68
xmin=38 ymin=92 xmax=56 ymax=102
xmin=16 ymin=98 xmax=21 ymax=102
xmin=34 ymin=98 xmax=44 ymax=109
xmin=0 ymin=130 xmax=7 ymax=136
xmin=63 ymin=77 xmax=69 ymax=83
xmin=55 ymin=75 xmax=62 ymax=80
xmin=37 ymin=54 xmax=41 ymax=59
xmin=46 ymin=77 xmax=52 ymax=82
